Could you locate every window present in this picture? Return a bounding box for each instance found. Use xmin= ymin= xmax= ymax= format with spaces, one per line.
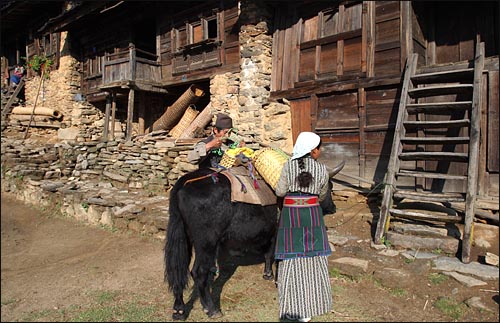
xmin=174 ymin=13 xmax=219 ymax=52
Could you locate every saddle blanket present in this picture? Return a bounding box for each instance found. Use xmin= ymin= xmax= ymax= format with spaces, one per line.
xmin=219 ymin=166 xmax=277 ymax=206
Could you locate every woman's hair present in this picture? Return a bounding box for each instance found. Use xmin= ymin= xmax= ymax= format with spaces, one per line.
xmin=295 ymin=140 xmax=322 ymax=188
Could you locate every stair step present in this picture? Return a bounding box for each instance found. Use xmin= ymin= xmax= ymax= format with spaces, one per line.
xmin=408 ymin=84 xmax=473 ymax=98
xmin=389 ymin=208 xmax=463 ymax=223
xmin=394 ymin=190 xmax=466 ymax=202
xmin=396 ymin=170 xmax=468 ymax=180
xmin=406 ymin=101 xmax=472 ymax=114
xmin=411 ymin=68 xmax=474 ymax=85
xmin=399 ymin=151 xmax=468 ymax=161
xmin=401 ymin=136 xmax=470 ymax=144
xmin=404 ymin=119 xmax=470 ymax=129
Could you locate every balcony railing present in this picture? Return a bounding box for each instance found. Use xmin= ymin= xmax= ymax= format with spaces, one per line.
xmin=102 ymin=43 xmax=161 ymax=86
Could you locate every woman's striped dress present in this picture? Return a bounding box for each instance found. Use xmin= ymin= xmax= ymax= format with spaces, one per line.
xmin=274 ymin=157 xmax=333 ymax=320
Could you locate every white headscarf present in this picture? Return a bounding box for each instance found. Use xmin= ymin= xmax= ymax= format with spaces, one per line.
xmin=291 ymin=132 xmax=321 ymax=160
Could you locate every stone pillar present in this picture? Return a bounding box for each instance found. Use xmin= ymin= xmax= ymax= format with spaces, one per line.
xmin=238 ymin=0 xmax=291 ymax=151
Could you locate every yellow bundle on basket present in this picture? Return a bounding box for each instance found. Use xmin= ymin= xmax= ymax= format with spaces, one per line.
xmin=252 ymin=147 xmax=290 ymax=190
xmin=219 ymin=147 xmax=255 ymax=168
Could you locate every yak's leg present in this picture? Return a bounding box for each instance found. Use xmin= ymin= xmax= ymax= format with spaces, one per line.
xmin=191 ymin=248 xmax=222 ymax=318
xmin=172 ymin=287 xmax=187 ymax=320
xmin=262 ymin=235 xmax=276 ymax=280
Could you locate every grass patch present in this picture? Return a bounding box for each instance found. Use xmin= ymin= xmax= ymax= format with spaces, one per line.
xmin=434 ymin=297 xmax=467 ymax=320
xmin=1 ymin=298 xmax=18 ymax=306
xmin=428 ymin=272 xmax=448 ymax=285
xmin=389 ymin=287 xmax=406 ymax=297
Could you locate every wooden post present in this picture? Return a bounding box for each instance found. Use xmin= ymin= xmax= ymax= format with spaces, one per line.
xmin=358 ymin=87 xmax=367 ymax=188
xmin=366 ymin=1 xmax=375 ymax=78
xmin=129 ymin=43 xmax=136 ymax=82
xmin=337 ymin=4 xmax=345 ymax=77
xmin=400 ymin=1 xmax=412 ymax=72
xmin=111 ymin=92 xmax=116 ymax=140
xmin=462 ymin=40 xmax=484 ymax=264
xmin=126 ymin=88 xmax=135 ymax=140
xmin=103 ymin=92 xmax=111 ymax=141
xmin=138 ymin=92 xmax=145 ymax=135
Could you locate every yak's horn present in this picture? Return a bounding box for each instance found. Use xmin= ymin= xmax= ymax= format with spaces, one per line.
xmin=328 ymin=161 xmax=345 ymax=178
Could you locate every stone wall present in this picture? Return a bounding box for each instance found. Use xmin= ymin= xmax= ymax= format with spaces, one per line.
xmin=238 ymin=0 xmax=292 ymax=152
xmin=1 ymin=1 xmax=300 ymax=236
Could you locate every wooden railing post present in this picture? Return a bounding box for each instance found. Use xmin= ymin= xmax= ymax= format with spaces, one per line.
xmin=129 ymin=43 xmax=136 ymax=82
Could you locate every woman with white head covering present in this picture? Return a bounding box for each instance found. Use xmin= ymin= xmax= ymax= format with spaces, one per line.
xmin=274 ymin=132 xmax=332 ymax=322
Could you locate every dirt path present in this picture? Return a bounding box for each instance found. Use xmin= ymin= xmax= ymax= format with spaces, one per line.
xmin=1 ymin=193 xmax=498 ymax=322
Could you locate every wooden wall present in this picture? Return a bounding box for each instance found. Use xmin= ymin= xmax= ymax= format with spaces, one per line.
xmin=271 ymin=1 xmax=499 ymax=197
xmin=157 ymin=1 xmax=240 ymax=86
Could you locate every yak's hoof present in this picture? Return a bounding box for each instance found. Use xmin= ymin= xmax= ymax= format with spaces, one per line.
xmin=204 ymin=307 xmax=223 ymax=318
xmin=172 ymin=309 xmax=187 ymax=321
xmin=208 ymin=310 xmax=223 ymax=319
xmin=263 ymin=272 xmax=274 ymax=281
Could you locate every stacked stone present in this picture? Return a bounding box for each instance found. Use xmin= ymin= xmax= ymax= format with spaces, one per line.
xmin=1 ymin=138 xmax=59 ymax=180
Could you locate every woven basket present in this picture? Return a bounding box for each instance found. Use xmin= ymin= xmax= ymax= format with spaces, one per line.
xmin=219 ymin=147 xmax=255 ymax=169
xmin=178 ymin=103 xmax=213 ymax=138
xmin=252 ymin=147 xmax=290 ymax=190
xmin=169 ymin=105 xmax=199 ymax=138
xmin=150 ymin=84 xmax=204 ymax=132
xmin=219 ymin=153 xmax=236 ymax=168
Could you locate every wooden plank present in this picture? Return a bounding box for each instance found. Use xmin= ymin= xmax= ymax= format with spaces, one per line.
xmin=487 ymin=71 xmax=499 ymax=172
xmin=103 ymin=93 xmax=111 ymax=141
xmin=358 ymin=87 xmax=367 ymax=187
xmin=400 ymin=1 xmax=411 ymax=73
xmin=408 ymin=84 xmax=473 ymax=98
xmin=2 ymin=78 xmax=25 ymax=118
xmin=361 ymin=2 xmax=367 ymax=74
xmin=401 ymin=136 xmax=469 ymax=144
xmin=399 ymin=151 xmax=468 ymax=162
xmin=366 ymin=1 xmax=375 ymax=78
xmin=375 ymin=54 xmax=418 ymax=244
xmin=411 ymin=68 xmax=474 ymax=85
xmin=290 ymin=98 xmax=312 ymax=142
xmin=404 ymin=119 xmax=470 ymax=129
xmin=397 ymin=170 xmax=467 ymax=181
xmin=478 ymin=72 xmax=488 ymax=196
xmin=126 ymin=88 xmax=135 ymax=140
xmin=337 ymin=4 xmax=345 ymax=77
xmin=111 ymin=93 xmax=116 ymax=140
xmin=389 ymin=208 xmax=463 ymax=223
xmin=462 ymin=41 xmax=484 ymax=264
xmin=406 ymin=101 xmax=471 ymax=114
xmin=394 ymin=190 xmax=465 ymax=202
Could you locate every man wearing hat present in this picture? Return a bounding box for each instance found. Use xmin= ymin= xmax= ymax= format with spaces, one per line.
xmin=187 ymin=113 xmax=242 ymax=168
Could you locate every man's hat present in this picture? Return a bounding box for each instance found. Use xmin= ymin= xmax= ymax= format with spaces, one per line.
xmin=214 ymin=113 xmax=233 ymax=129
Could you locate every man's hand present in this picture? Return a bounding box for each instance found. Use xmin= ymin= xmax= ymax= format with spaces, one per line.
xmin=207 ymin=137 xmax=222 ymax=150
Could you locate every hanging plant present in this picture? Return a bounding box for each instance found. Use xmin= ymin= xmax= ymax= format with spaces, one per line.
xmin=24 ymin=54 xmax=54 ymax=78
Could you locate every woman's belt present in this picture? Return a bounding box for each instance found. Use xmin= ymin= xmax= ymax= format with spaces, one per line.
xmin=283 ymin=196 xmax=319 ymax=207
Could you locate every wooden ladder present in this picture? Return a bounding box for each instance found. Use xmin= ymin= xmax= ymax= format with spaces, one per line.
xmin=375 ymin=41 xmax=485 ymax=263
xmin=1 ymin=78 xmax=25 ymax=118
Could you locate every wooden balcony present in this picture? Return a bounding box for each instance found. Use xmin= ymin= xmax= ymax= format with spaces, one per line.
xmin=82 ymin=43 xmax=167 ymax=100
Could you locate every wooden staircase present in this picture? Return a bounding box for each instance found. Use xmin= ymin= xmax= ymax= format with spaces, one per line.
xmin=1 ymin=78 xmax=25 ymax=130
xmin=375 ymin=41 xmax=485 ymax=263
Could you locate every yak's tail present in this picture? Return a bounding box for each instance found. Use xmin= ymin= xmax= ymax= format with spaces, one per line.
xmin=164 ymin=175 xmax=192 ymax=294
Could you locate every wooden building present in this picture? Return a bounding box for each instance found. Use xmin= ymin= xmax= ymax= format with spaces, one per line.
xmin=1 ymin=1 xmax=498 ymax=261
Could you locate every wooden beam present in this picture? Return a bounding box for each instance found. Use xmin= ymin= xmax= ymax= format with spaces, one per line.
xmin=126 ymin=88 xmax=135 ymax=140
xmin=103 ymin=93 xmax=111 ymax=141
xmin=111 ymin=92 xmax=116 ymax=140
xmin=138 ymin=92 xmax=145 ymax=135
xmin=462 ymin=40 xmax=484 ymax=264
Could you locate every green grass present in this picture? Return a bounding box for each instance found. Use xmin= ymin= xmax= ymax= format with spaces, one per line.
xmin=434 ymin=297 xmax=467 ymax=320
xmin=16 ymin=291 xmax=166 ymax=322
xmin=428 ymin=272 xmax=448 ymax=285
xmin=1 ymin=298 xmax=18 ymax=306
xmin=389 ymin=287 xmax=406 ymax=297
